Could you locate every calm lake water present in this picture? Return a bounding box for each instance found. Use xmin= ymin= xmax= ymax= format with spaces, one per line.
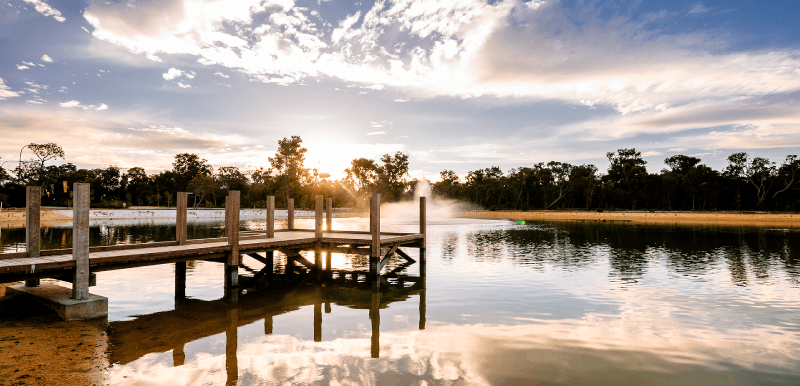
xmin=2 ymin=217 xmax=800 ymax=385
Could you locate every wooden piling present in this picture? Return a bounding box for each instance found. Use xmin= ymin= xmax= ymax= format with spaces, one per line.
xmin=176 ymin=192 xmax=188 ymax=245
xmin=266 ymin=196 xmax=275 ymax=238
xmin=419 ymin=196 xmax=426 ymax=250
xmin=370 ymin=194 xmax=380 ymax=275
xmin=315 ymin=195 xmax=323 ymax=239
xmin=72 ymin=183 xmax=90 ymax=300
xmin=326 ymin=197 xmax=333 ymax=232
xmin=176 ymin=192 xmax=188 ymax=297
xmin=287 ymin=198 xmax=294 ymax=230
xmin=25 ymin=186 xmax=41 ymax=287
xmin=226 ymin=191 xmax=240 ymax=288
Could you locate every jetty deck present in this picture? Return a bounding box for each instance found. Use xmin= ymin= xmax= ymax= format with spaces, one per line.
xmin=2 ymin=185 xmax=426 ymax=320
xmin=0 ymin=230 xmax=423 ymax=281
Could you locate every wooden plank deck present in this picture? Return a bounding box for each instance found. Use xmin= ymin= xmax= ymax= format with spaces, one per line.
xmin=0 ymin=230 xmax=424 ymax=278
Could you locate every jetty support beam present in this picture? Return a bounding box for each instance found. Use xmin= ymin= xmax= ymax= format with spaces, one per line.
xmin=225 ymin=191 xmax=240 ymax=288
xmin=419 ymin=196 xmax=426 ymax=250
xmin=326 ymin=197 xmax=333 ymax=232
xmin=25 ymin=186 xmax=41 ymax=287
xmin=369 ymin=194 xmax=380 ymax=276
xmin=287 ymin=198 xmax=294 ymax=230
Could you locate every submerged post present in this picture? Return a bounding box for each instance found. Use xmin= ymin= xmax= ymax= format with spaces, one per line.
xmin=266 ymin=195 xmax=275 ymax=238
xmin=369 ymin=194 xmax=380 ymax=276
xmin=287 ymin=198 xmax=294 ymax=230
xmin=225 ymin=191 xmax=240 ymax=288
xmin=419 ymin=196 xmax=427 ymax=250
xmin=326 ymin=197 xmax=333 ymax=232
xmin=73 ymin=183 xmax=90 ymax=300
xmin=315 ymin=195 xmax=323 ymax=239
xmin=25 ymin=186 xmax=42 ymax=287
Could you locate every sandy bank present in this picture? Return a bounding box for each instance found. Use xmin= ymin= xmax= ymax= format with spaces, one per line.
xmin=0 ymin=210 xmax=73 ymax=227
xmin=457 ymin=210 xmax=800 ymax=228
xmin=0 ymin=282 xmax=108 ymax=385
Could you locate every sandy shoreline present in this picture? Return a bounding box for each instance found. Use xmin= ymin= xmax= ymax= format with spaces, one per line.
xmin=458 ymin=210 xmax=800 ymax=228
xmin=0 ymin=282 xmax=108 ymax=385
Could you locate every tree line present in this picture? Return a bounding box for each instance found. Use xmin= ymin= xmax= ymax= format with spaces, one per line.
xmin=3 ymin=142 xmax=798 ymax=212
xmin=432 ymin=149 xmax=800 ymax=212
xmin=0 ymin=136 xmax=412 ymax=209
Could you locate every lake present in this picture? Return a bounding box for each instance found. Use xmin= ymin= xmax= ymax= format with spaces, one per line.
xmin=1 ymin=217 xmax=799 ymax=385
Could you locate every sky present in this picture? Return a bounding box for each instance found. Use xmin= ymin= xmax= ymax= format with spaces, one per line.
xmin=1 ymin=0 xmax=799 ymax=181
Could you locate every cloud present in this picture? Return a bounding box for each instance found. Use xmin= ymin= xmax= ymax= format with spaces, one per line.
xmin=177 ymin=82 xmax=191 ymax=89
xmin=0 ymin=106 xmax=230 ymax=171
xmin=162 ymin=68 xmax=184 ymax=80
xmin=16 ymin=64 xmax=29 ymax=70
xmin=0 ymin=78 xmax=21 ymax=100
xmin=41 ymin=54 xmax=53 ymax=62
xmin=82 ymin=0 xmax=800 ymax=142
xmin=366 ymin=131 xmax=386 ymax=135
xmin=688 ymin=3 xmax=712 ymax=15
xmin=214 ymin=72 xmax=229 ymax=78
xmin=22 ymin=0 xmax=65 ymax=22
xmin=60 ymin=100 xmax=109 ymax=111
xmin=60 ymin=100 xmax=81 ymax=108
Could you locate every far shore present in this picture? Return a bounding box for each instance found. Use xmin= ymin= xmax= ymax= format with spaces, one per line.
xmin=457 ymin=210 xmax=800 ymax=228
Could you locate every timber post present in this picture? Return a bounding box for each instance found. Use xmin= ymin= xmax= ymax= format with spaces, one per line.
xmin=175 ymin=192 xmax=188 ymax=302
xmin=326 ymin=197 xmax=332 ymax=232
xmin=315 ymin=195 xmax=323 ymax=239
xmin=369 ymin=194 xmax=380 ymax=276
xmin=25 ymin=186 xmax=41 ymax=287
xmin=370 ymin=286 xmax=381 ymax=358
xmin=419 ymin=196 xmax=426 ymax=250
xmin=225 ymin=191 xmax=240 ymax=288
xmin=266 ymin=196 xmax=275 ymax=238
xmin=176 ymin=192 xmax=188 ymax=245
xmin=72 ymin=183 xmax=90 ymax=300
xmin=287 ymin=198 xmax=294 ymax=230
xmin=266 ymin=195 xmax=275 ymax=275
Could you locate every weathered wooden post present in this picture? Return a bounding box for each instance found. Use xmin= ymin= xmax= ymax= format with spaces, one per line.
xmin=287 ymin=198 xmax=294 ymax=230
xmin=315 ymin=195 xmax=323 ymax=239
xmin=25 ymin=186 xmax=42 ymax=287
xmin=369 ymin=194 xmax=380 ymax=276
xmin=266 ymin=196 xmax=275 ymax=238
xmin=72 ymin=183 xmax=90 ymax=300
xmin=419 ymin=196 xmax=426 ymax=250
xmin=175 ymin=192 xmax=188 ymax=302
xmin=225 ymin=191 xmax=240 ymax=288
xmin=265 ymin=195 xmax=275 ymax=281
xmin=326 ymin=197 xmax=333 ymax=232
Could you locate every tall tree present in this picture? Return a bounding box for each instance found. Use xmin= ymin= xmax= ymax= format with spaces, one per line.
xmin=172 ymin=153 xmax=212 ymax=191
xmin=269 ymin=136 xmax=309 ymax=204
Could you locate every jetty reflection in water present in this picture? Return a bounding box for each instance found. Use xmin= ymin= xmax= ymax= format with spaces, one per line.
xmin=108 ymin=261 xmax=426 ymax=385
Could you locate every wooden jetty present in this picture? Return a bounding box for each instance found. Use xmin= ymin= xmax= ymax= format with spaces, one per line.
xmin=1 ymin=184 xmax=426 ymax=320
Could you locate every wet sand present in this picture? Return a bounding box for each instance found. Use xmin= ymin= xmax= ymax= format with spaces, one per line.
xmin=0 ymin=210 xmax=73 ymax=228
xmin=0 ymin=282 xmax=108 ymax=386
xmin=458 ymin=210 xmax=800 ymax=228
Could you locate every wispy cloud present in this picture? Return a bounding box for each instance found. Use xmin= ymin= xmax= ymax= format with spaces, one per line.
xmin=22 ymin=0 xmax=65 ymax=22
xmin=41 ymin=54 xmax=53 ymax=62
xmin=0 ymin=78 xmax=21 ymax=100
xmin=60 ymin=100 xmax=109 ymax=111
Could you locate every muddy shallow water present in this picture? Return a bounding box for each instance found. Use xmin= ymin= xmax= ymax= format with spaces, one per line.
xmin=1 ymin=217 xmax=799 ymax=385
